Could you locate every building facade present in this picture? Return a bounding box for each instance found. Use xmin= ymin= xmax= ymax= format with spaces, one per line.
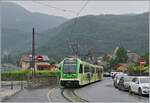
xmin=20 ymin=54 xmax=52 ymax=70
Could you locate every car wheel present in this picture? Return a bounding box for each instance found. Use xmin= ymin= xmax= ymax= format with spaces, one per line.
xmin=116 ymin=84 xmax=118 ymax=88
xmin=138 ymin=88 xmax=142 ymax=96
xmin=118 ymin=84 xmax=121 ymax=90
xmin=115 ymin=84 xmax=117 ymax=88
xmin=114 ymin=82 xmax=116 ymax=87
xmin=119 ymin=84 xmax=122 ymax=91
xmin=121 ymin=85 xmax=124 ymax=91
xmin=127 ymin=86 xmax=130 ymax=91
xmin=129 ymin=87 xmax=132 ymax=94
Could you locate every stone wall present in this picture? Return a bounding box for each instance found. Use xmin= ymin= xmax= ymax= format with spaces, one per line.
xmin=27 ymin=75 xmax=60 ymax=89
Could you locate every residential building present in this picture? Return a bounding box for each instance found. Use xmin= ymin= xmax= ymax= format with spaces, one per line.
xmin=20 ymin=54 xmax=52 ymax=70
xmin=127 ymin=51 xmax=140 ymax=64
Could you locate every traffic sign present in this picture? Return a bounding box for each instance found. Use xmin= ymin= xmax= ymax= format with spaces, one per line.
xmin=139 ymin=59 xmax=146 ymax=65
xmin=36 ymin=55 xmax=44 ymax=61
xmin=140 ymin=61 xmax=146 ymax=65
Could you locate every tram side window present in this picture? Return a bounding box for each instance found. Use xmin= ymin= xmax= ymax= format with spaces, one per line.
xmin=84 ymin=65 xmax=89 ymax=73
xmin=89 ymin=67 xmax=92 ymax=73
xmin=96 ymin=68 xmax=99 ymax=73
xmin=79 ymin=64 xmax=83 ymax=73
xmin=92 ymin=67 xmax=95 ymax=73
xmin=100 ymin=68 xmax=103 ymax=73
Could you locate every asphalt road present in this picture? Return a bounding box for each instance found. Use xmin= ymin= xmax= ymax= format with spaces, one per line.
xmin=4 ymin=77 xmax=149 ymax=102
xmin=75 ymin=77 xmax=149 ymax=102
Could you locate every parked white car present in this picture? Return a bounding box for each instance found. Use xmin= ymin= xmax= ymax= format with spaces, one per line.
xmin=110 ymin=72 xmax=118 ymax=77
xmin=129 ymin=76 xmax=149 ymax=95
xmin=111 ymin=72 xmax=124 ymax=78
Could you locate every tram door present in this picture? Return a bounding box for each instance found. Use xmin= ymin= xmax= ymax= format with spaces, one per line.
xmin=97 ymin=68 xmax=101 ymax=79
xmin=79 ymin=64 xmax=83 ymax=84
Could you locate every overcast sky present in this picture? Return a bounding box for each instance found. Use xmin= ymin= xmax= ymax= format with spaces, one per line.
xmin=12 ymin=1 xmax=149 ymax=19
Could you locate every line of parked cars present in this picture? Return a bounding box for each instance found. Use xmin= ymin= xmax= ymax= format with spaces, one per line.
xmin=111 ymin=72 xmax=149 ymax=96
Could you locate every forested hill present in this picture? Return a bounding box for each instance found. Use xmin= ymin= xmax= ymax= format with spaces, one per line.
xmin=1 ymin=2 xmax=67 ymax=56
xmin=38 ymin=12 xmax=149 ymax=60
xmin=2 ymin=2 xmax=67 ymax=32
xmin=2 ymin=2 xmax=148 ymax=62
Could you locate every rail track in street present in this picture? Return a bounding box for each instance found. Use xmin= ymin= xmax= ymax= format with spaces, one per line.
xmin=48 ymin=87 xmax=88 ymax=102
xmin=61 ymin=88 xmax=88 ymax=102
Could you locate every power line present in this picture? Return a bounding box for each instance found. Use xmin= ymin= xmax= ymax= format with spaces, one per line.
xmin=33 ymin=1 xmax=78 ymax=14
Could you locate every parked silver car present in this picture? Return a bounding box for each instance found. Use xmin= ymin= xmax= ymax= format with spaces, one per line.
xmin=118 ymin=76 xmax=134 ymax=91
xmin=113 ymin=73 xmax=127 ymax=88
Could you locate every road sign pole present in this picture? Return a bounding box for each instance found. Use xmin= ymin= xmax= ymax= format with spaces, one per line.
xmin=139 ymin=59 xmax=146 ymax=76
xmin=140 ymin=64 xmax=141 ymax=76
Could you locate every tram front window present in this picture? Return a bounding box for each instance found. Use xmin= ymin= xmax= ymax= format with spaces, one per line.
xmin=64 ymin=64 xmax=76 ymax=74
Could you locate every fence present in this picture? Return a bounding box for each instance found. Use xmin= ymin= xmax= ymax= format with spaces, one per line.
xmin=1 ymin=75 xmax=60 ymax=90
xmin=1 ymin=70 xmax=60 ymax=89
xmin=1 ymin=81 xmax=27 ymax=90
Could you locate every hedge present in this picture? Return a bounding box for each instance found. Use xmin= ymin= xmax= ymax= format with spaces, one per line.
xmin=33 ymin=70 xmax=60 ymax=76
xmin=1 ymin=70 xmax=60 ymax=81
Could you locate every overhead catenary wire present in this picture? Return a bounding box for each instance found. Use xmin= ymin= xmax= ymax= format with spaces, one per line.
xmin=76 ymin=1 xmax=89 ymax=18
xmin=32 ymin=1 xmax=89 ymax=57
xmin=68 ymin=0 xmax=89 ymax=57
xmin=32 ymin=0 xmax=89 ymax=33
xmin=71 ymin=0 xmax=89 ymax=30
xmin=33 ymin=1 xmax=78 ymax=14
xmin=30 ymin=1 xmax=78 ymax=47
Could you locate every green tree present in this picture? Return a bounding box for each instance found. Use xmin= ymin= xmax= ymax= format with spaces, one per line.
xmin=102 ymin=54 xmax=111 ymax=62
xmin=142 ymin=52 xmax=149 ymax=66
xmin=114 ymin=47 xmax=128 ymax=64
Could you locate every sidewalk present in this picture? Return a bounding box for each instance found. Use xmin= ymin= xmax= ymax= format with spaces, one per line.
xmin=0 ymin=88 xmax=21 ymax=102
xmin=0 ymin=81 xmax=25 ymax=102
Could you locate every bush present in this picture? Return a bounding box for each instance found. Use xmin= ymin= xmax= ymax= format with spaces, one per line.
xmin=129 ymin=65 xmax=148 ymax=75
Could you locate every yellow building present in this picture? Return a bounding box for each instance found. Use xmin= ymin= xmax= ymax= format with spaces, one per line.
xmin=116 ymin=63 xmax=129 ymax=72
xmin=20 ymin=54 xmax=31 ymax=70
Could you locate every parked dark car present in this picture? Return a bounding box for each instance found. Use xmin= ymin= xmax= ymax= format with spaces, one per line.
xmin=118 ymin=76 xmax=134 ymax=91
xmin=103 ymin=72 xmax=111 ymax=77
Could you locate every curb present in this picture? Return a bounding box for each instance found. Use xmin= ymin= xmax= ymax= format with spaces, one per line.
xmin=0 ymin=89 xmax=22 ymax=102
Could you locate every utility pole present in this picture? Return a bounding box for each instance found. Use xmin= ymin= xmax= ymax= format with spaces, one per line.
xmin=32 ymin=27 xmax=35 ymax=76
xmin=77 ymin=43 xmax=79 ymax=58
